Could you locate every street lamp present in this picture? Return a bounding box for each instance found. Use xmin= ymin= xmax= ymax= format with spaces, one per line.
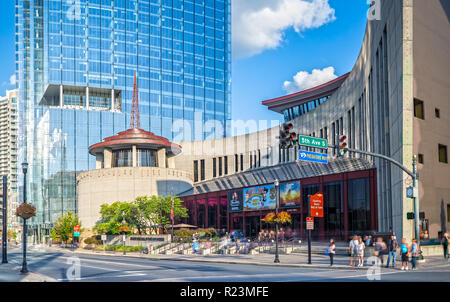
xmin=20 ymin=162 xmax=28 ymax=274
xmin=274 ymin=179 xmax=280 ymax=263
xmin=122 ymin=211 xmax=126 ymax=256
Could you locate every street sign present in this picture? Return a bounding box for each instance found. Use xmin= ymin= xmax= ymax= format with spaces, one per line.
xmin=298 ymin=135 xmax=328 ymax=149
xmin=407 ymin=212 xmax=415 ymax=220
xmin=101 ymin=235 xmax=107 ymax=241
xmin=306 ymin=217 xmax=314 ymax=230
xmin=298 ymin=150 xmax=328 ymax=164
xmin=73 ymin=225 xmax=80 ymax=237
xmin=310 ymin=193 xmax=324 ymax=218
xmin=406 ymin=186 xmax=417 ymax=198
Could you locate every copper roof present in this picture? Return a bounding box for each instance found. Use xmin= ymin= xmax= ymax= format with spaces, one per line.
xmin=89 ymin=128 xmax=182 ymax=156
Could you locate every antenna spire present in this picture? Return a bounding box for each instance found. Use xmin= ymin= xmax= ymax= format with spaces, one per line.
xmin=130 ymin=71 xmax=140 ymax=129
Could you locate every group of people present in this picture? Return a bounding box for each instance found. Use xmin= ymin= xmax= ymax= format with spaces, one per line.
xmin=334 ymin=234 xmax=421 ymax=270
xmin=257 ymin=227 xmax=298 ymax=244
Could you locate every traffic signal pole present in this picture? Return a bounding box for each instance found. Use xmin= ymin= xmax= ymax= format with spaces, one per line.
xmin=332 ymin=145 xmax=421 ymax=255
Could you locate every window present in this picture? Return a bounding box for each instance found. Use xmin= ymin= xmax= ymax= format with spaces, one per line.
xmin=435 ymin=108 xmax=440 ymax=118
xmin=414 ymin=98 xmax=424 ymax=119
xmin=240 ymin=154 xmax=243 ymax=171
xmin=193 ymin=160 xmax=199 ymax=182
xmin=200 ymin=160 xmax=205 ymax=181
xmin=224 ymin=156 xmax=228 ymax=175
xmin=439 ymin=144 xmax=448 ymax=163
xmin=418 ymin=154 xmax=424 ymax=164
xmin=213 ymin=158 xmax=217 ymax=177
xmin=448 ymin=204 xmax=450 ymax=223
xmin=218 ymin=157 xmax=223 ymax=176
xmin=250 ymin=152 xmax=253 ymax=168
xmin=235 ymin=154 xmax=238 ymax=172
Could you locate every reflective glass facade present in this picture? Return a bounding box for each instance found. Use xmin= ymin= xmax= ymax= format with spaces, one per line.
xmin=15 ymin=0 xmax=231 ymax=228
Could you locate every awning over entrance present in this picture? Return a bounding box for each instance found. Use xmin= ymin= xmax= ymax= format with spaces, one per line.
xmin=180 ymin=157 xmax=374 ymax=196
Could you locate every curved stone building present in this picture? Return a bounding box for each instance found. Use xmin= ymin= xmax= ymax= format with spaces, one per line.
xmin=78 ymin=128 xmax=192 ymax=228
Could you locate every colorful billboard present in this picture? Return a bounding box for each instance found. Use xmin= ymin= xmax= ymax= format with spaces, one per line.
xmin=280 ymin=181 xmax=301 ymax=208
xmin=243 ymin=185 xmax=277 ymax=211
xmin=228 ymin=190 xmax=243 ymax=212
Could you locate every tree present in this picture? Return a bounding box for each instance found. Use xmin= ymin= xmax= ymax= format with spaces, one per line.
xmin=94 ymin=195 xmax=189 ymax=235
xmin=52 ymin=211 xmax=81 ymax=244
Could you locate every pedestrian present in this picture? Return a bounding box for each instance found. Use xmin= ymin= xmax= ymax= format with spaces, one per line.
xmin=386 ymin=235 xmax=398 ymax=268
xmin=348 ymin=235 xmax=359 ymax=267
xmin=235 ymin=239 xmax=240 ymax=254
xmin=410 ymin=238 xmax=419 ymax=270
xmin=442 ymin=233 xmax=449 ymax=260
xmin=205 ymin=239 xmax=211 ymax=255
xmin=366 ymin=235 xmax=373 ymax=247
xmin=192 ymin=239 xmax=199 ymax=254
xmin=357 ymin=236 xmax=365 ymax=267
xmin=374 ymin=237 xmax=385 ymax=265
xmin=328 ymin=239 xmax=336 ymax=266
xmin=400 ymin=238 xmax=409 ymax=270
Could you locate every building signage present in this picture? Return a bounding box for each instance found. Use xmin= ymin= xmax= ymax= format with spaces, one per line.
xmin=228 ymin=190 xmax=243 ymax=212
xmin=73 ymin=225 xmax=80 ymax=237
xmin=243 ymin=184 xmax=277 ymax=212
xmin=280 ymin=181 xmax=301 ymax=208
xmin=306 ymin=217 xmax=314 ymax=230
xmin=310 ymin=193 xmax=324 ymax=218
xmin=298 ymin=135 xmax=328 ymax=149
xmin=298 ymin=150 xmax=328 ymax=164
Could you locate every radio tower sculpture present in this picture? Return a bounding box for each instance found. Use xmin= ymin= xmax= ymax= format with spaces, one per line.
xmin=130 ymin=71 xmax=141 ymax=129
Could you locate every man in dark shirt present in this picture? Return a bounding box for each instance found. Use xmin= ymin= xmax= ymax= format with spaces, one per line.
xmin=386 ymin=235 xmax=398 ymax=268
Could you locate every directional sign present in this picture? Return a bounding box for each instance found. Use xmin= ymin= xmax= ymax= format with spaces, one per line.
xmin=298 ymin=135 xmax=328 ymax=149
xmin=310 ymin=193 xmax=324 ymax=218
xmin=101 ymin=235 xmax=107 ymax=241
xmin=299 ymin=150 xmax=328 ymax=164
xmin=306 ymin=217 xmax=314 ymax=230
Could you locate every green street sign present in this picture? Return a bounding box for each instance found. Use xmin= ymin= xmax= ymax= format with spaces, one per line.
xmin=298 ymin=135 xmax=328 ymax=149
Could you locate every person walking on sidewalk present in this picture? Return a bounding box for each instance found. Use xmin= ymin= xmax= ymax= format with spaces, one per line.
xmin=386 ymin=235 xmax=398 ymax=268
xmin=374 ymin=237 xmax=386 ymax=266
xmin=357 ymin=236 xmax=365 ymax=267
xmin=348 ymin=235 xmax=359 ymax=267
xmin=400 ymin=238 xmax=409 ymax=270
xmin=410 ymin=239 xmax=420 ymax=270
xmin=442 ymin=233 xmax=449 ymax=260
xmin=328 ymin=239 xmax=336 ymax=266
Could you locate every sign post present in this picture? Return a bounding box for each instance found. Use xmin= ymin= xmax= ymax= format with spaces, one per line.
xmin=73 ymin=225 xmax=80 ymax=251
xmin=307 ymin=195 xmax=312 ymax=265
xmin=101 ymin=234 xmax=107 ymax=253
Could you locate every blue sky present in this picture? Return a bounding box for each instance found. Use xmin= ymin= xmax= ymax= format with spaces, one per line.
xmin=0 ymin=0 xmax=369 ymax=126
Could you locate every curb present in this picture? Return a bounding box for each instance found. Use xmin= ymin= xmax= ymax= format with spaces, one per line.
xmin=48 ymin=247 xmax=368 ymax=270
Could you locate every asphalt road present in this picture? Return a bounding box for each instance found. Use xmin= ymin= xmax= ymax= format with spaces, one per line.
xmin=3 ymin=246 xmax=450 ymax=282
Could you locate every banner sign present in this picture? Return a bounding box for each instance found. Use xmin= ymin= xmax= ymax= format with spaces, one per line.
xmin=280 ymin=181 xmax=301 ymax=208
xmin=243 ymin=184 xmax=277 ymax=212
xmin=228 ymin=190 xmax=243 ymax=212
xmin=310 ymin=193 xmax=324 ymax=218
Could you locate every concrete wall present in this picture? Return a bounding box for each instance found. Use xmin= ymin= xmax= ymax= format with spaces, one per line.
xmin=77 ymin=166 xmax=193 ymax=228
xmin=413 ymin=0 xmax=450 ymax=238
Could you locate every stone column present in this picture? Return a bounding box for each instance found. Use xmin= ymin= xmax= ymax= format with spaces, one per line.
xmin=132 ymin=145 xmax=137 ymax=167
xmin=157 ymin=148 xmax=166 ymax=168
xmin=95 ymin=153 xmax=103 ymax=169
xmin=104 ymin=148 xmax=112 ymax=168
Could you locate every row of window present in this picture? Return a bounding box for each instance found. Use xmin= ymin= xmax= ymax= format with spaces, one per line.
xmin=283 ymin=96 xmax=330 ymax=122
xmin=414 ymin=98 xmax=441 ymax=120
xmin=417 ymin=144 xmax=448 ymax=164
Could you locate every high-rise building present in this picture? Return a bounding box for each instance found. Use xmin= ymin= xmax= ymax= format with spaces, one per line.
xmin=15 ymin=0 xmax=231 ymax=235
xmin=0 ymin=89 xmax=19 ymax=230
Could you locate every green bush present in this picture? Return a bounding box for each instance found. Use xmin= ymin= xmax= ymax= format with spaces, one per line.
xmin=174 ymin=228 xmax=218 ymax=240
xmin=84 ymin=236 xmax=101 ymax=245
xmin=95 ymin=245 xmax=144 ymax=252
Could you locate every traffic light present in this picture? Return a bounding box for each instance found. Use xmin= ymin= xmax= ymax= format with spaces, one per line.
xmin=279 ymin=123 xmax=297 ymax=149
xmin=338 ymin=135 xmax=347 ymax=156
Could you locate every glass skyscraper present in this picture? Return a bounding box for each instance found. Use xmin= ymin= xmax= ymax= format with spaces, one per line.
xmin=15 ymin=0 xmax=231 ymax=232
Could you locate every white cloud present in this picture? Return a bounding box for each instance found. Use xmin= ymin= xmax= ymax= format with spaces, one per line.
xmin=283 ymin=66 xmax=338 ymax=94
xmin=9 ymin=73 xmax=16 ymax=86
xmin=232 ymin=0 xmax=336 ymax=59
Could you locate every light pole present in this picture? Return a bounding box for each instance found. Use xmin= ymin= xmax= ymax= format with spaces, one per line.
xmin=21 ymin=162 xmax=28 ymax=274
xmin=122 ymin=211 xmax=126 ymax=256
xmin=274 ymin=179 xmax=280 ymax=263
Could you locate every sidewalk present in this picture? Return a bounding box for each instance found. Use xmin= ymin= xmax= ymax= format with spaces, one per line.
xmin=0 ymin=262 xmax=56 ymax=282
xmin=46 ymin=246 xmax=450 ymax=271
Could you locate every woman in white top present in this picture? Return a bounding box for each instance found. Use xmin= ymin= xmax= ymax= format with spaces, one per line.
xmin=357 ymin=236 xmax=366 ymax=267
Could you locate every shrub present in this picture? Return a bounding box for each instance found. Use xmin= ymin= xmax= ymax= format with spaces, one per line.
xmin=84 ymin=236 xmax=101 ymax=245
